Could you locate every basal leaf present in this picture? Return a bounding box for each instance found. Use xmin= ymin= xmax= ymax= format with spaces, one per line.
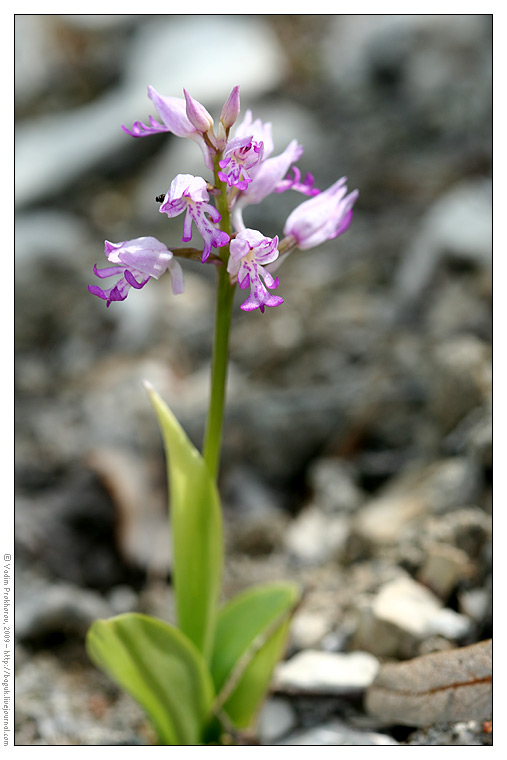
xmin=145 ymin=383 xmax=223 ymax=660
xmin=86 ymin=613 xmax=215 ymax=745
xmin=210 ymin=581 xmax=300 ymax=729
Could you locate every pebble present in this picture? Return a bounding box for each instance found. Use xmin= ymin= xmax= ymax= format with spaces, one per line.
xmin=16 ymin=577 xmax=112 ymax=643
xmin=273 ymin=650 xmax=379 ymax=695
xmin=284 ymin=507 xmax=349 ymax=565
xmin=417 ymin=542 xmax=472 ymax=599
xmin=352 ymin=457 xmax=482 ymax=548
xmin=278 ymin=719 xmax=399 ymax=746
xmin=352 ymin=575 xmax=471 ymax=658
xmin=257 ymin=697 xmax=297 ymax=744
xmin=395 ymin=180 xmax=492 ymax=309
xmin=306 ymin=457 xmax=364 ymax=514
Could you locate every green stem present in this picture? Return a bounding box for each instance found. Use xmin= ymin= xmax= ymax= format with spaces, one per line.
xmin=202 ymin=265 xmax=235 ymax=480
xmin=202 ymin=154 xmax=235 ymax=479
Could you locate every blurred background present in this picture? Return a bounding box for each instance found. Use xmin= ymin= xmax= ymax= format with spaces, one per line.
xmin=15 ymin=14 xmax=492 ymax=746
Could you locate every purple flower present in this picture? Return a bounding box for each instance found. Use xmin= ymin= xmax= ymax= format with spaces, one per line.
xmin=89 ymin=237 xmax=184 ymax=307
xmin=231 ymin=139 xmax=306 ymax=232
xmin=234 ymin=109 xmax=274 ymax=158
xmin=218 ymin=136 xmax=264 ymax=191
xmin=227 ymin=229 xmax=283 ymax=313
xmin=122 ymin=86 xmax=215 ymax=168
xmin=159 ymin=174 xmax=230 ymax=262
xmin=283 ymin=177 xmax=359 ymax=250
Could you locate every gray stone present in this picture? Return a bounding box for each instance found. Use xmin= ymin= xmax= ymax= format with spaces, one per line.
xmin=289 ymin=610 xmax=332 ymax=651
xmin=284 ymin=507 xmax=349 ymax=565
xmin=352 ymin=575 xmax=471 ymax=658
xmin=458 ymin=588 xmax=491 ymax=623
xmin=395 ymin=179 xmax=492 ymax=310
xmin=278 ymin=720 xmax=398 ymax=746
xmin=352 ymin=458 xmax=482 ymax=548
xmin=417 ymin=542 xmax=472 ymax=599
xmin=257 ymin=697 xmax=297 ymax=745
xmin=307 ymin=458 xmax=364 ymax=514
xmin=427 ymin=336 xmax=491 ymax=433
xmin=273 ymin=650 xmax=379 ymax=695
xmin=16 ymin=578 xmax=112 ymax=642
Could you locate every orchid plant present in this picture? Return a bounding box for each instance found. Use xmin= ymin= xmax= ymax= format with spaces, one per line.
xmin=86 ymin=85 xmax=358 ymax=746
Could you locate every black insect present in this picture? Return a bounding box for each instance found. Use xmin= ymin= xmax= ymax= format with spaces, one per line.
xmin=155 ymin=193 xmax=166 ymax=203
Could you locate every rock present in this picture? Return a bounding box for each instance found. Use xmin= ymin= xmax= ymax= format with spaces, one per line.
xmin=352 ymin=458 xmax=482 ymax=549
xmin=278 ymin=719 xmax=398 ymax=746
xmin=406 ymin=721 xmax=492 ymax=746
xmin=273 ymin=650 xmax=379 ymax=695
xmin=426 ymin=336 xmax=491 ymax=433
xmin=15 ymin=648 xmax=151 ymax=745
xmin=15 ymin=467 xmax=147 ymax=591
xmin=306 ymin=458 xmax=364 ymax=514
xmin=458 ymin=588 xmax=491 ymax=623
xmin=16 ymin=574 xmax=112 ymax=643
xmin=444 ymin=403 xmax=492 ymax=470
xmin=106 ymin=585 xmax=139 ymax=615
xmin=417 ymin=543 xmax=472 ymax=599
xmin=284 ymin=507 xmax=349 ymax=565
xmin=289 ymin=610 xmax=332 ymax=651
xmin=257 ymin=697 xmax=297 ymax=744
xmin=352 ymin=575 xmax=471 ymax=658
xmin=394 ymin=179 xmax=492 ymax=311
xmin=401 ymin=507 xmax=492 ymax=565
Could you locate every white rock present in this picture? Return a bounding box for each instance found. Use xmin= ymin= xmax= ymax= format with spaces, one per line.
xmin=285 ymin=507 xmax=349 ymax=565
xmin=418 ymin=542 xmax=471 ymax=598
xmin=427 ymin=607 xmax=471 ymax=639
xmin=278 ymin=720 xmax=398 ymax=746
xmin=289 ymin=610 xmax=331 ymax=650
xmin=257 ymin=697 xmax=297 ymax=744
xmin=273 ymin=650 xmax=379 ymax=694
xmin=395 ymin=179 xmax=492 ymax=308
xmin=353 ymin=575 xmax=471 ymax=657
xmin=307 ymin=458 xmax=363 ymax=513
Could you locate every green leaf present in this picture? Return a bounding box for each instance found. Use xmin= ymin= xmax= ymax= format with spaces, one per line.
xmin=145 ymin=383 xmax=223 ymax=660
xmin=210 ymin=582 xmax=300 ymax=729
xmin=86 ymin=613 xmax=215 ymax=745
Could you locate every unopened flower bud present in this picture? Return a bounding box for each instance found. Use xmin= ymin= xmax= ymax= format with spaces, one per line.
xmin=220 ymin=85 xmax=241 ymax=129
xmin=183 ymin=89 xmax=214 ymax=134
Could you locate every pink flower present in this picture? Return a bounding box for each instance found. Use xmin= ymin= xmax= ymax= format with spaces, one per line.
xmin=218 ymin=136 xmax=264 ymax=191
xmin=89 ymin=237 xmax=184 ymax=307
xmin=227 ymin=229 xmax=283 ymax=313
xmin=283 ymin=177 xmax=359 ymax=250
xmin=159 ymin=174 xmax=230 ymax=262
